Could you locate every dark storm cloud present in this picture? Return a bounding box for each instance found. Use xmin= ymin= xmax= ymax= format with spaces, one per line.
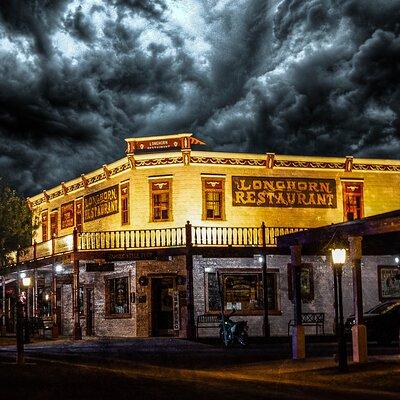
xmin=0 ymin=0 xmax=399 ymax=196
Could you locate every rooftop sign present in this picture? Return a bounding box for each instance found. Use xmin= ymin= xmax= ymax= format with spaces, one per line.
xmin=125 ymin=133 xmax=205 ymax=154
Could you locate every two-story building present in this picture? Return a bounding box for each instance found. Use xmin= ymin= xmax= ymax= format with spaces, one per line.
xmin=1 ymin=133 xmax=399 ymax=339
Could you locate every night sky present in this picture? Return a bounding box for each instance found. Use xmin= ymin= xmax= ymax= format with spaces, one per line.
xmin=0 ymin=0 xmax=399 ymax=196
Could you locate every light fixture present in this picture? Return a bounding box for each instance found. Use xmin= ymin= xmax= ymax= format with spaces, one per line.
xmin=22 ymin=277 xmax=31 ymax=287
xmin=55 ymin=264 xmax=63 ymax=273
xmin=19 ymin=272 xmax=26 ymax=279
xmin=331 ymin=248 xmax=346 ymax=265
xmin=45 ymin=293 xmax=50 ymax=301
xmin=395 ymin=256 xmax=399 ymax=264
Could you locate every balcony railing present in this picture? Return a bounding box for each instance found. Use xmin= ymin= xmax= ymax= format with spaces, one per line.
xmin=6 ymin=224 xmax=305 ymax=266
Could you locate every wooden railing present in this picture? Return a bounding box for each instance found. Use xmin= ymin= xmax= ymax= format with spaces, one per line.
xmin=78 ymin=227 xmax=186 ymax=250
xmin=191 ymin=225 xmax=304 ymax=247
xmin=4 ymin=223 xmax=306 ymax=265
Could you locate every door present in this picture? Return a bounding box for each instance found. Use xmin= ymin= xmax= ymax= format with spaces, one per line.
xmin=151 ymin=277 xmax=174 ymax=336
xmin=86 ymin=288 xmax=94 ymax=336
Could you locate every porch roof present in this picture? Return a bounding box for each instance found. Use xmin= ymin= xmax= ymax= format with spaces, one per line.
xmin=277 ymin=209 xmax=400 ymax=255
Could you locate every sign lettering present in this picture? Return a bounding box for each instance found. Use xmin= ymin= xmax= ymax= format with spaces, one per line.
xmin=84 ymin=185 xmax=119 ymax=222
xmin=61 ymin=201 xmax=74 ymax=229
xmin=232 ymin=176 xmax=337 ymax=208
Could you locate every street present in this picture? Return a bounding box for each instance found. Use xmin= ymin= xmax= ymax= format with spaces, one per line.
xmin=1 ymin=338 xmax=399 ymax=400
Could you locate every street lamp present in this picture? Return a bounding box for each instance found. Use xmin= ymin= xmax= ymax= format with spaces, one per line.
xmin=331 ymin=248 xmax=348 ymax=372
xmin=21 ymin=275 xmax=32 ymax=344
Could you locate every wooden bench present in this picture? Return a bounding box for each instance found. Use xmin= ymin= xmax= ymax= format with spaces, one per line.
xmin=196 ymin=314 xmax=221 ymax=338
xmin=288 ymin=312 xmax=325 ymax=336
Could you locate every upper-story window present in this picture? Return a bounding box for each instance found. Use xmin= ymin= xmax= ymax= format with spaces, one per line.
xmin=75 ymin=199 xmax=83 ymax=232
xmin=150 ymin=180 xmax=172 ymax=222
xmin=202 ymin=178 xmax=225 ymax=220
xmin=342 ymin=182 xmax=364 ymax=221
xmin=50 ymin=210 xmax=58 ymax=238
xmin=120 ymin=182 xmax=130 ymax=225
xmin=41 ymin=211 xmax=48 ymax=242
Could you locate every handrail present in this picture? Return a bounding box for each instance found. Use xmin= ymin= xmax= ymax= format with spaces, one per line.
xmin=2 ymin=224 xmax=306 ymax=266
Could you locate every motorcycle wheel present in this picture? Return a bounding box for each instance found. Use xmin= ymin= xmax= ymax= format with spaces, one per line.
xmin=237 ymin=331 xmax=248 ymax=347
xmin=220 ymin=329 xmax=232 ymax=347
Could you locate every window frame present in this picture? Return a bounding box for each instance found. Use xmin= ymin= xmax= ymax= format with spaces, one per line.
xmin=149 ymin=179 xmax=172 ymax=222
xmin=342 ymin=181 xmax=364 ymax=221
xmin=202 ymin=177 xmax=226 ymax=221
xmin=41 ymin=211 xmax=48 ymax=242
xmin=204 ymin=269 xmax=280 ymax=316
xmin=50 ymin=210 xmax=58 ymax=238
xmin=104 ymin=273 xmax=132 ymax=319
xmin=75 ymin=198 xmax=83 ymax=232
xmin=287 ymin=263 xmax=314 ymax=303
xmin=120 ymin=181 xmax=130 ymax=226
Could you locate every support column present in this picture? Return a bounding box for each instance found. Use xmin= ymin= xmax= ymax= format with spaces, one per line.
xmin=349 ymin=236 xmax=367 ymax=363
xmin=33 ymin=269 xmax=38 ymax=317
xmin=72 ymin=259 xmax=82 ymax=340
xmin=1 ymin=276 xmax=6 ymax=336
xmin=290 ymin=244 xmax=305 ymax=359
xmin=51 ymin=266 xmax=59 ymax=338
xmin=185 ymin=221 xmax=195 ymax=340
xmin=261 ymin=222 xmax=270 ymax=339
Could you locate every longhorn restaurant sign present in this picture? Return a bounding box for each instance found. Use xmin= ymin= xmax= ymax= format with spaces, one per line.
xmin=232 ymin=176 xmax=337 ymax=208
xmin=84 ymin=185 xmax=119 ymax=222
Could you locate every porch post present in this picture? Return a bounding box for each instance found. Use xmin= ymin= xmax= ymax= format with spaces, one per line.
xmin=261 ymin=222 xmax=270 ymax=339
xmin=349 ymin=236 xmax=367 ymax=363
xmin=72 ymin=228 xmax=82 ymax=340
xmin=290 ymin=244 xmax=305 ymax=359
xmin=51 ymin=265 xmax=59 ymax=338
xmin=1 ymin=276 xmax=6 ymax=336
xmin=185 ymin=221 xmax=195 ymax=340
xmin=33 ymin=268 xmax=38 ymax=317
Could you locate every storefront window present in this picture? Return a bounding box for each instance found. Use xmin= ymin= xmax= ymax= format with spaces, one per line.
xmin=121 ymin=182 xmax=130 ymax=225
xmin=106 ymin=276 xmax=130 ymax=317
xmin=206 ymin=272 xmax=278 ymax=313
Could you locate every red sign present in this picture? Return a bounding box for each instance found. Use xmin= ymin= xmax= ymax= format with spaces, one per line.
xmin=61 ymin=201 xmax=74 ymax=229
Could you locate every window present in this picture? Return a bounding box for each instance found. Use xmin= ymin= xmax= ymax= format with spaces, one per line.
xmin=342 ymin=182 xmax=363 ymax=221
xmin=202 ymin=178 xmax=225 ymax=220
xmin=206 ymin=271 xmax=278 ymax=314
xmin=41 ymin=211 xmax=48 ymax=242
xmin=287 ymin=263 xmax=314 ymax=302
xmin=105 ymin=276 xmax=130 ymax=317
xmin=150 ymin=180 xmax=171 ymax=222
xmin=50 ymin=211 xmax=58 ymax=238
xmin=121 ymin=182 xmax=129 ymax=225
xmin=79 ymin=286 xmax=84 ymax=316
xmin=75 ymin=199 xmax=83 ymax=232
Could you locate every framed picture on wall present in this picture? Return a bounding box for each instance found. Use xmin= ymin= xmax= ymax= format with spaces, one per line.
xmin=378 ymin=266 xmax=400 ymax=301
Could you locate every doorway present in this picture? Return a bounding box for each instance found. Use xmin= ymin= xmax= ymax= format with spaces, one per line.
xmin=151 ymin=277 xmax=174 ymax=336
xmin=86 ymin=288 xmax=94 ymax=336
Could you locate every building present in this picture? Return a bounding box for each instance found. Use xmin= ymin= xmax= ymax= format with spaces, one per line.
xmin=1 ymin=133 xmax=400 ymax=339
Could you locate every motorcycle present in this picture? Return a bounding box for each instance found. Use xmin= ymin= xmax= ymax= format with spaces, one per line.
xmin=219 ymin=311 xmax=249 ymax=347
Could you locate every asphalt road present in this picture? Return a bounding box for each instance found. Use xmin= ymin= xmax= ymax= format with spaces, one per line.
xmin=1 ymin=338 xmax=399 ymax=400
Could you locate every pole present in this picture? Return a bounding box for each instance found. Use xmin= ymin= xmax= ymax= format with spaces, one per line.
xmin=337 ymin=265 xmax=348 ymax=372
xmin=333 ymin=266 xmax=338 ymax=336
xmin=261 ymin=222 xmax=270 ymax=339
xmin=217 ymin=270 xmax=228 ymax=346
xmin=1 ymin=276 xmax=6 ymax=336
xmin=185 ymin=221 xmax=195 ymax=340
xmin=15 ymin=282 xmax=24 ymax=365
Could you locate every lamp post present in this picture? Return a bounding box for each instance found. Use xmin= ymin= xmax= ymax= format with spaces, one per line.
xmin=331 ymin=248 xmax=348 ymax=373
xmin=21 ymin=275 xmax=32 ymax=344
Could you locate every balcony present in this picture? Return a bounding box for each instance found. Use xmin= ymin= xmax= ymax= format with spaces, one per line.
xmin=7 ymin=223 xmax=305 ymax=266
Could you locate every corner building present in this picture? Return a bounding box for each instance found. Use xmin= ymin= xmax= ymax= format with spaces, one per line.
xmin=4 ymin=133 xmax=400 ymax=339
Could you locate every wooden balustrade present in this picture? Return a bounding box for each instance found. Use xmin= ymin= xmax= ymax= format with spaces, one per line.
xmin=2 ymin=224 xmax=305 ymax=265
xmin=78 ymin=227 xmax=186 ymax=250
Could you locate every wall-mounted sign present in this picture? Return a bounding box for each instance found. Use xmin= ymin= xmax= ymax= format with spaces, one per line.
xmin=86 ymin=263 xmax=115 ymax=272
xmin=173 ymin=290 xmax=180 ymax=331
xmin=61 ymin=201 xmax=74 ymax=229
xmin=84 ymin=185 xmax=119 ymax=222
xmin=232 ymin=176 xmax=337 ymax=208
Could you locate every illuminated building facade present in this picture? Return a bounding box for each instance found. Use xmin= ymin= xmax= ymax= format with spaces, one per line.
xmin=1 ymin=133 xmax=400 ymax=339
